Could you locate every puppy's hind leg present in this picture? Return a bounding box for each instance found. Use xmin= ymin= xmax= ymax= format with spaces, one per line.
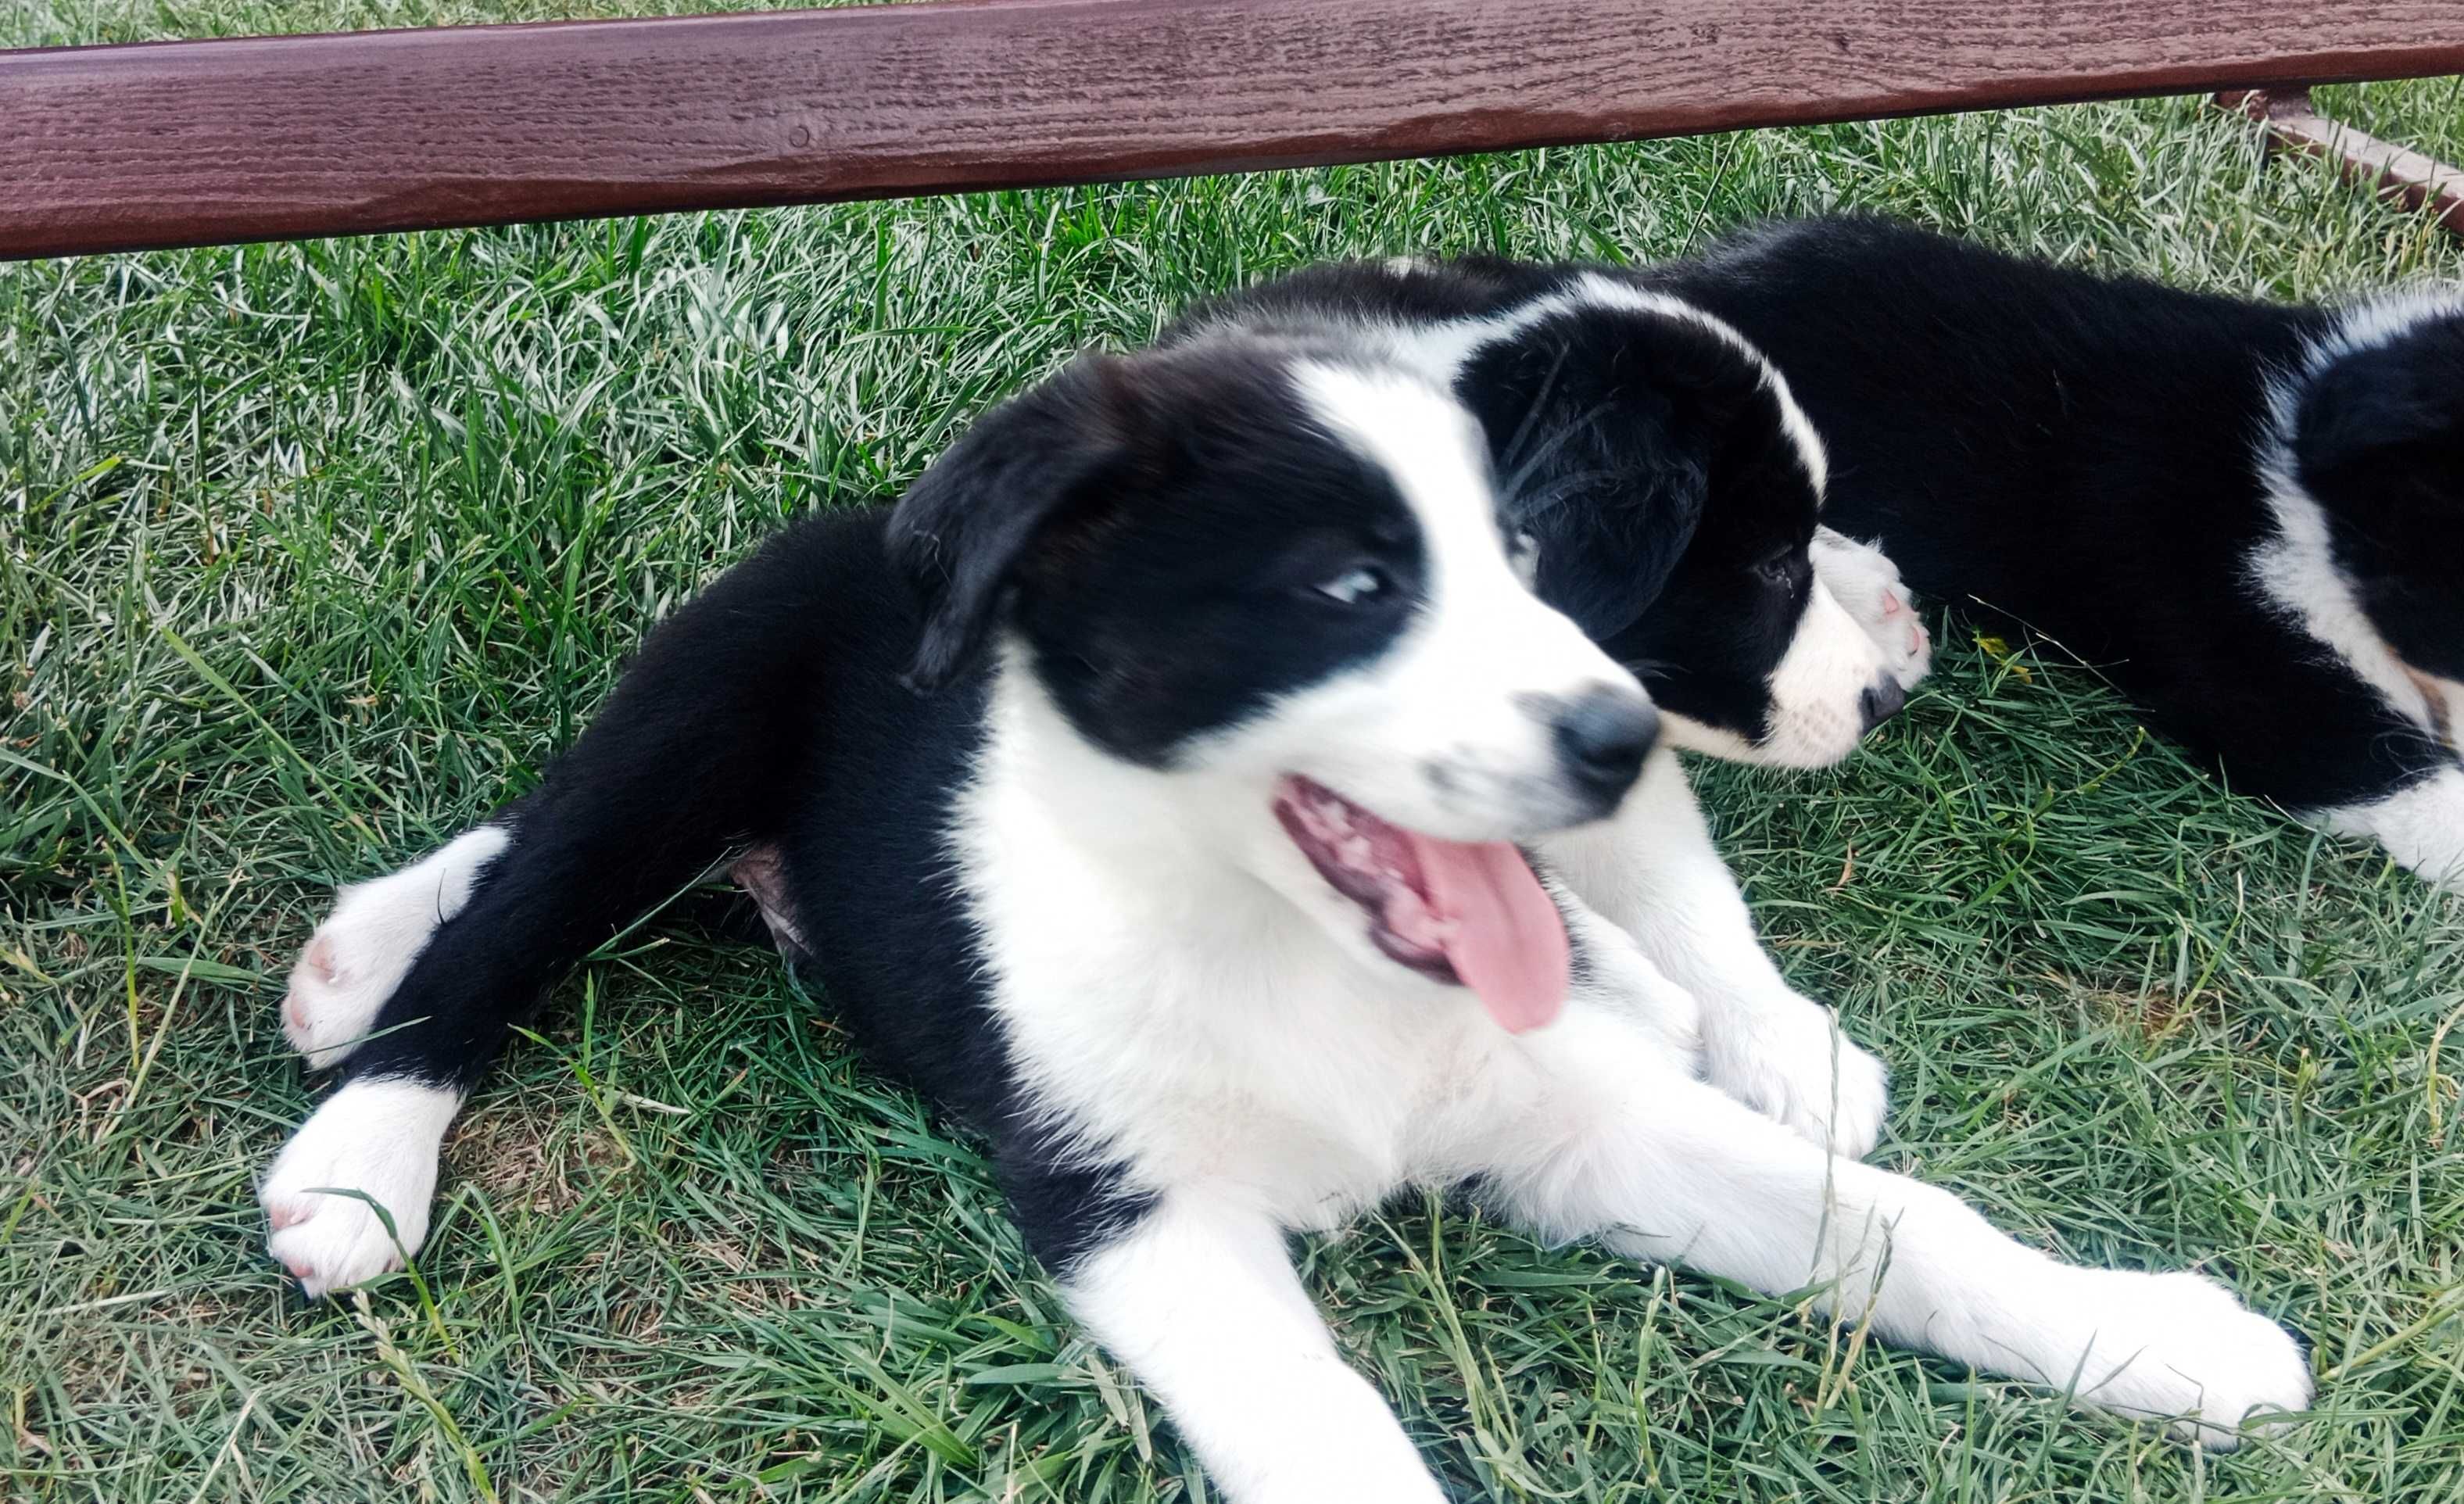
xmin=266 ymin=821 xmax=513 ymax=1298
xmin=281 ymin=825 xmax=511 ymax=1070
xmin=263 ymin=528 xmax=829 ymax=1298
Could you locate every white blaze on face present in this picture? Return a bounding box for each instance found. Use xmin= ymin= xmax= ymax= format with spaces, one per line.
xmin=1757 ymin=579 xmax=1897 ymax=765
xmin=1237 ymin=360 xmax=1645 ymax=841
xmin=1664 ymin=577 xmax=1896 ymax=769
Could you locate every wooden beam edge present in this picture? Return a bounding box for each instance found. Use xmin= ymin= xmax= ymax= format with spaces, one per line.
xmin=11 ymin=0 xmax=2464 ymax=259
xmin=2218 ymin=87 xmax=2464 ymax=232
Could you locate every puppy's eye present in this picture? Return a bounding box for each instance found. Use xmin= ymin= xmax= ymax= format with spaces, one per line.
xmin=1754 ymin=551 xmax=1801 ymax=586
xmin=1508 ymin=532 xmax=1541 ymax=589
xmin=1316 ymin=564 xmax=1391 ymax=605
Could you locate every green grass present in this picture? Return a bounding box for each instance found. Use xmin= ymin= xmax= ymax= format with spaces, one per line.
xmin=2315 ymin=77 xmax=2464 ymax=169
xmin=6 ymin=2 xmax=2464 ymax=1494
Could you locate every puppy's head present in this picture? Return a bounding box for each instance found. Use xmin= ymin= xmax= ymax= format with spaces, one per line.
xmin=1464 ymin=281 xmax=1904 ymax=768
xmin=889 ymin=335 xmax=1655 ymax=1030
xmin=2293 ymin=308 xmax=2464 ymax=689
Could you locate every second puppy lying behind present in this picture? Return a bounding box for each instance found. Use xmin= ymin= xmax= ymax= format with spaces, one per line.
xmin=1674 ymin=216 xmax=2464 ymax=890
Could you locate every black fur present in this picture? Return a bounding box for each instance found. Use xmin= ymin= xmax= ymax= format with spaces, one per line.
xmin=1654 ymin=215 xmax=2463 ymax=811
xmin=1170 ymin=260 xmax=1832 ymax=747
xmin=335 ymin=334 xmax=1462 ymax=1270
xmin=1463 ymin=306 xmax=1821 ymax=739
xmin=2292 ymin=319 xmax=2464 ymax=685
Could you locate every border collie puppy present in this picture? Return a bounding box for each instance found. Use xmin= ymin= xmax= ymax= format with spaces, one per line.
xmin=1659 ymin=214 xmax=2464 ymax=889
xmin=1171 ymin=267 xmax=1933 ymax=1155
xmin=263 ymin=332 xmax=2305 ymax=1499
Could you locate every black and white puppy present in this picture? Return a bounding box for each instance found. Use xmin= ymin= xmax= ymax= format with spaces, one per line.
xmin=263 ymin=331 xmax=2305 ymax=1500
xmin=1662 ymin=214 xmax=2464 ymax=889
xmin=1173 ymin=263 xmax=1932 ymax=1153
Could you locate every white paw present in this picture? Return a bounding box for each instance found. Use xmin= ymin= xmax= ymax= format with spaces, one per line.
xmin=261 ymin=1079 xmax=460 ymax=1298
xmin=283 ymin=825 xmax=508 ymax=1069
xmin=1810 ymin=527 xmax=1930 ymax=692
xmin=2319 ymin=766 xmax=2464 ymax=893
xmin=2057 ymin=1269 xmax=2313 ymax=1449
xmin=1702 ymin=996 xmax=1889 ymax=1158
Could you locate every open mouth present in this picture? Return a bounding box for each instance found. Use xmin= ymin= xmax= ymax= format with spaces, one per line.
xmin=1272 ymin=775 xmax=1570 ymax=1033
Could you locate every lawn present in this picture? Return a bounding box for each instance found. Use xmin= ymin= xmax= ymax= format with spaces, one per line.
xmin=5 ymin=5 xmax=2464 ymax=1499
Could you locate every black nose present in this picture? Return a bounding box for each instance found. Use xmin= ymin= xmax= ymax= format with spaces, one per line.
xmin=1554 ymin=686 xmax=1659 ymax=804
xmin=1859 ymin=677 xmax=1908 ymax=730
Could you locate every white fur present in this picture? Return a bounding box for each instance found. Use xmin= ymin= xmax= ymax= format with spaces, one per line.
xmin=1262 ymin=360 xmax=1648 ymax=843
xmin=1217 ymin=278 xmax=1903 ymax=766
xmin=260 ymin=1077 xmax=460 ymax=1298
xmin=1661 ymin=578 xmax=1891 ymax=768
xmin=974 ymin=805 xmax=2308 ymax=1495
xmin=2307 ymin=285 xmax=2464 ymax=367
xmin=951 ymin=419 xmax=2300 ymax=1492
xmin=1811 ymin=525 xmax=1932 ymax=691
xmin=2248 ymin=456 xmax=2443 ymax=736
xmin=1068 ymin=1195 xmax=1447 ymax=1504
xmin=2247 ymin=296 xmax=2464 ymax=886
xmin=2321 ymin=767 xmax=2464 ymax=890
xmin=1543 ymin=746 xmax=1888 ymax=1155
xmin=282 ymin=825 xmax=508 ymax=1068
xmin=1481 ymin=1019 xmax=2312 ymax=1451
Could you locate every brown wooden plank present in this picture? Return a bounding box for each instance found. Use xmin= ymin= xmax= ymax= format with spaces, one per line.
xmin=2219 ymin=88 xmax=2464 ymax=232
xmin=9 ymin=1 xmax=2464 ymax=260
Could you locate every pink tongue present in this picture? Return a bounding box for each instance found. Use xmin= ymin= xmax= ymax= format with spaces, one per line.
xmin=1404 ymin=833 xmax=1570 ymax=1033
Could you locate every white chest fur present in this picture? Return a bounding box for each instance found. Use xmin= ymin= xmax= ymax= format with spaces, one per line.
xmin=948 ymin=676 xmax=1557 ymax=1230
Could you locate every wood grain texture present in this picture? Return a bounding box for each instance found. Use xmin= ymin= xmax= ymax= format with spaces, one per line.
xmin=2221 ymin=88 xmax=2464 ymax=233
xmin=9 ymin=0 xmax=2464 ymax=260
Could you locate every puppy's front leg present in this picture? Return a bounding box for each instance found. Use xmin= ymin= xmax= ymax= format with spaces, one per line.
xmin=1542 ymin=748 xmax=1888 ymax=1156
xmin=1488 ymin=1057 xmax=2312 ymax=1448
xmin=1065 ymin=1192 xmax=1446 ymax=1504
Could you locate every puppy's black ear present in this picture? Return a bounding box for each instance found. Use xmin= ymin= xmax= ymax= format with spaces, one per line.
xmin=1469 ymin=307 xmax=1780 ymax=641
xmin=2295 ymin=320 xmax=2464 ymax=517
xmin=886 ymin=355 xmax=1139 ymax=691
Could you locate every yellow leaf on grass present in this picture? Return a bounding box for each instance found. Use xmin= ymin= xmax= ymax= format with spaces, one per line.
xmin=1973 ymin=634 xmax=2034 ymax=682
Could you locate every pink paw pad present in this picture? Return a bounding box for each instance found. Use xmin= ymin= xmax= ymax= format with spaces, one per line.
xmin=302 ymin=934 xmax=339 ymax=986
